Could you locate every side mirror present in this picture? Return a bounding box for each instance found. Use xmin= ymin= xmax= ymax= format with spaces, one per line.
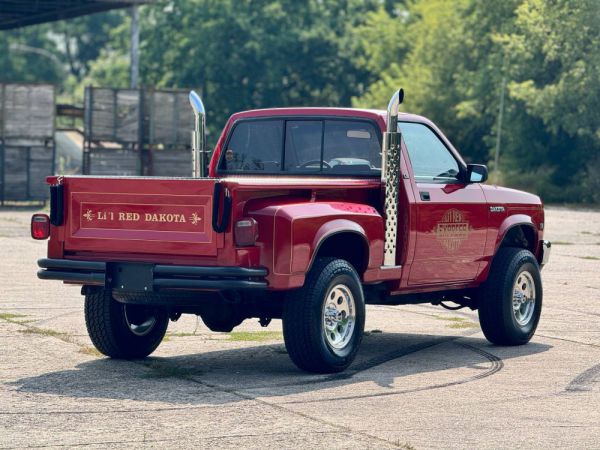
xmin=466 ymin=164 xmax=488 ymax=183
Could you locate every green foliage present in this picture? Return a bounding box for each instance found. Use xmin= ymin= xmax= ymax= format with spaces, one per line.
xmin=355 ymin=0 xmax=521 ymax=165
xmin=227 ymin=331 xmax=283 ymax=342
xmin=135 ymin=0 xmax=379 ymax=136
xmin=0 ymin=10 xmax=125 ymax=102
xmin=0 ymin=0 xmax=597 ymax=203
xmin=355 ymin=0 xmax=600 ymax=203
xmin=0 ymin=27 xmax=64 ymax=84
xmin=507 ymin=0 xmax=600 ymax=140
xmin=350 ymin=5 xmax=410 ymax=76
xmin=501 ymin=0 xmax=600 ymax=202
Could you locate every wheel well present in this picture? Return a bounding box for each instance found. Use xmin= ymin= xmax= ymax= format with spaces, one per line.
xmin=500 ymin=225 xmax=536 ymax=253
xmin=311 ymin=232 xmax=369 ymax=274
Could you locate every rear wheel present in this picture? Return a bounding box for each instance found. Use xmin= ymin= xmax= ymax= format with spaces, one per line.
xmin=84 ymin=288 xmax=169 ymax=358
xmin=478 ymin=248 xmax=542 ymax=345
xmin=282 ymin=258 xmax=365 ymax=373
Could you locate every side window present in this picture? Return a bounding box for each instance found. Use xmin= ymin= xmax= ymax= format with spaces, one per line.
xmin=284 ymin=121 xmax=323 ymax=171
xmin=323 ymin=120 xmax=380 ymax=174
xmin=400 ymin=122 xmax=460 ymax=183
xmin=221 ymin=120 xmax=283 ymax=172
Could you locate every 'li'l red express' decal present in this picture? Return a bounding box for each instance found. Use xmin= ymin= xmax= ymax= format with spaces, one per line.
xmin=66 ymin=191 xmax=217 ymax=256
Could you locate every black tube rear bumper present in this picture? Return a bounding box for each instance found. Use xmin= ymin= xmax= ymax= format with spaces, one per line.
xmin=37 ymin=258 xmax=268 ymax=291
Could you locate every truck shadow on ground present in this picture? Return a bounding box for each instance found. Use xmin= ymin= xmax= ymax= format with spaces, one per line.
xmin=9 ymin=332 xmax=551 ymax=407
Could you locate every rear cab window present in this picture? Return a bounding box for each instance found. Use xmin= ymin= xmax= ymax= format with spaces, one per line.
xmin=219 ymin=117 xmax=381 ymax=176
xmin=221 ymin=120 xmax=284 ymax=172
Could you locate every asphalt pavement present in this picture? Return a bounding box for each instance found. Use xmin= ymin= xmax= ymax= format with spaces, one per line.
xmin=0 ymin=207 xmax=598 ymax=449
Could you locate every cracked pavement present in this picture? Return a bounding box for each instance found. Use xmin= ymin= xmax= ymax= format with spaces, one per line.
xmin=0 ymin=207 xmax=599 ymax=449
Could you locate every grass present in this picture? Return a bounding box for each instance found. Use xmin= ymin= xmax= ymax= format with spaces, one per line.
xmin=579 ymin=256 xmax=600 ymax=261
xmin=436 ymin=316 xmax=479 ymax=329
xmin=435 ymin=316 xmax=466 ymax=322
xmin=0 ymin=312 xmax=26 ymax=322
xmin=169 ymin=329 xmax=284 ymax=342
xmin=79 ymin=346 xmax=103 ymax=357
xmin=19 ymin=326 xmax=72 ymax=340
xmin=227 ymin=331 xmax=283 ymax=342
xmin=0 ymin=312 xmax=36 ymax=325
xmin=447 ymin=321 xmax=479 ymax=329
xmin=1 ymin=313 xmax=70 ymax=339
xmin=1 ymin=313 xmax=73 ymax=342
xmin=0 ymin=311 xmax=104 ymax=358
xmin=18 ymin=326 xmax=106 ymax=358
xmin=553 ymin=241 xmax=575 ymax=245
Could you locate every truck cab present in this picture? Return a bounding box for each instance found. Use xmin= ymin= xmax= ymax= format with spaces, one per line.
xmin=33 ymin=90 xmax=551 ymax=373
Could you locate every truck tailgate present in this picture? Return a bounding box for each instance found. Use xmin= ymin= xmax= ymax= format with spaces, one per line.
xmin=63 ymin=177 xmax=218 ymax=257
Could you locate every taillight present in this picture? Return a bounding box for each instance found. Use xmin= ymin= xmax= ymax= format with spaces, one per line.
xmin=31 ymin=214 xmax=50 ymax=240
xmin=234 ymin=218 xmax=258 ymax=246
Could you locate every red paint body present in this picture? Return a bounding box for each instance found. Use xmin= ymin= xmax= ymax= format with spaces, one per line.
xmin=44 ymin=108 xmax=545 ymax=295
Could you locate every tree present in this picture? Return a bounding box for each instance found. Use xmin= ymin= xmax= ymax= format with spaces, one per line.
xmin=0 ymin=11 xmax=126 ymax=98
xmin=502 ymin=0 xmax=600 ymax=202
xmin=1 ymin=0 xmax=598 ymax=203
xmin=133 ymin=0 xmax=379 ymax=136
xmin=0 ymin=26 xmax=64 ymax=85
xmin=355 ymin=0 xmax=600 ymax=203
xmin=355 ymin=0 xmax=521 ymax=165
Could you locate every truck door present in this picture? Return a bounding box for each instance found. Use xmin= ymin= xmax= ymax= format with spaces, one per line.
xmin=399 ymin=122 xmax=488 ymax=285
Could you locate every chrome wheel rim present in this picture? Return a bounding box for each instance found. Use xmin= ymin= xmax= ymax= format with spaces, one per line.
xmin=512 ymin=270 xmax=536 ymax=326
xmin=323 ymin=284 xmax=356 ymax=350
xmin=123 ymin=305 xmax=157 ymax=336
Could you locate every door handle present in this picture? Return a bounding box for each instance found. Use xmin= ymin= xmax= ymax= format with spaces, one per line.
xmin=420 ymin=191 xmax=430 ymax=201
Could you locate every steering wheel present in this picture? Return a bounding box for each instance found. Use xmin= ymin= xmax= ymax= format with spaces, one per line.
xmin=299 ymin=160 xmax=331 ymax=169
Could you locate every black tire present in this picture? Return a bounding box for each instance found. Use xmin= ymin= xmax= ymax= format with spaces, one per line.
xmin=84 ymin=288 xmax=169 ymax=358
xmin=282 ymin=257 xmax=365 ymax=373
xmin=478 ymin=247 xmax=543 ymax=345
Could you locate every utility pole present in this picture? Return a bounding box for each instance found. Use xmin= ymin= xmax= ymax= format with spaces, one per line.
xmin=130 ymin=5 xmax=139 ymax=89
xmin=493 ymin=75 xmax=506 ymax=184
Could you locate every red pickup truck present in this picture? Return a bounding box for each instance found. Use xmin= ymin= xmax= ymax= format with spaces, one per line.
xmin=32 ymin=89 xmax=550 ymax=373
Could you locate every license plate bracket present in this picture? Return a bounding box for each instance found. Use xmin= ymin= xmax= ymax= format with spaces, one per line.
xmin=108 ymin=262 xmax=154 ymax=292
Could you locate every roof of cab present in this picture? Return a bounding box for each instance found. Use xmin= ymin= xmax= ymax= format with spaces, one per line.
xmin=228 ymin=107 xmax=429 ymax=129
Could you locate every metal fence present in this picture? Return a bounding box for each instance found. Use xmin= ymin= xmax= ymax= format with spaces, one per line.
xmin=83 ymin=86 xmax=193 ymax=176
xmin=0 ymin=83 xmax=55 ymax=203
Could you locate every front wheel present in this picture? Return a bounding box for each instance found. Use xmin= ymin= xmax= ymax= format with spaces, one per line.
xmin=84 ymin=289 xmax=169 ymax=358
xmin=282 ymin=258 xmax=365 ymax=373
xmin=478 ymin=248 xmax=543 ymax=345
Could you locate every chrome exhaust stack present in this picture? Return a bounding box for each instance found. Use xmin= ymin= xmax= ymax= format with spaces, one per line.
xmin=382 ymin=89 xmax=404 ymax=266
xmin=189 ymin=90 xmax=207 ymax=178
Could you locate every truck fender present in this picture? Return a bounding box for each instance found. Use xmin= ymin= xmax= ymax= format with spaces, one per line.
xmin=306 ymin=219 xmax=371 ymax=274
xmin=252 ymin=202 xmax=383 ymax=289
xmin=494 ymin=214 xmax=538 ymax=254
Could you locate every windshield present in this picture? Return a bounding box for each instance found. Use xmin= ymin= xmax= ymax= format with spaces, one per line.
xmin=219 ymin=118 xmax=381 ymax=176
